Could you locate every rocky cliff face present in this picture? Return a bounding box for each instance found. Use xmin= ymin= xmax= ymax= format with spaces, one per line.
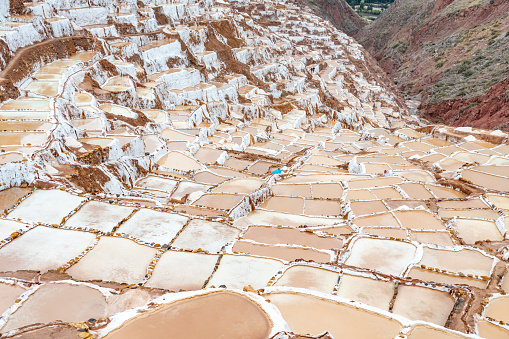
xmin=298 ymin=0 xmax=366 ymax=36
xmin=356 ymin=0 xmax=509 ymax=130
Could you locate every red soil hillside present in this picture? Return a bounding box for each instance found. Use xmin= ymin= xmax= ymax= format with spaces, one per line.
xmin=298 ymin=0 xmax=366 ymax=36
xmin=356 ymin=0 xmax=509 ymax=130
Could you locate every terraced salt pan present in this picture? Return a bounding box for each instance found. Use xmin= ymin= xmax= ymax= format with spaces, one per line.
xmin=274 ymin=265 xmax=339 ymax=294
xmin=419 ymin=247 xmax=494 ymax=277
xmin=407 ymin=267 xmax=487 ymax=288
xmin=438 ymin=209 xmax=500 ymax=220
xmin=8 ymin=190 xmax=86 ymax=224
xmin=486 ymin=194 xmax=509 ymax=212
xmin=242 ymin=226 xmax=342 ymax=250
xmin=171 ymin=219 xmax=240 ymax=253
xmin=67 ymin=237 xmax=157 ymax=284
xmin=1 ymin=283 xmax=107 ymax=332
xmin=260 ymin=196 xmax=341 ymax=216
xmin=211 ymin=178 xmax=264 ymax=194
xmin=171 ymin=181 xmax=211 ymax=201
xmin=484 ymin=296 xmax=509 ymax=323
xmin=455 ymin=219 xmax=504 ymax=244
xmin=232 ymin=241 xmax=331 ymax=263
xmin=393 ymin=210 xmax=446 ymax=230
xmin=0 ymin=132 xmax=47 ymax=146
xmin=146 ymin=251 xmax=218 ymax=291
xmin=410 ymin=231 xmax=454 ymax=247
xmin=157 ymin=151 xmax=205 ymax=172
xmin=24 ymin=80 xmax=59 ymax=97
xmin=0 ymin=219 xmax=29 ymax=239
xmin=392 ymin=285 xmax=455 ymax=326
xmin=116 ymin=209 xmax=187 ymax=244
xmin=406 ymin=324 xmax=471 ymax=339
xmin=104 ymin=291 xmax=272 ymax=339
xmin=461 ymin=166 xmax=509 ymax=192
xmin=207 ymin=254 xmax=283 ymax=289
xmin=361 ymin=227 xmax=409 ymax=239
xmin=64 ymin=201 xmax=134 ymax=232
xmin=354 ymin=212 xmax=400 ymax=227
xmin=266 ymin=292 xmax=403 ymax=339
xmin=192 ymin=193 xmax=245 ymax=211
xmin=102 ymin=76 xmax=135 ymax=93
xmin=350 ymin=200 xmax=388 ymax=216
xmin=0 ymin=226 xmax=95 ymax=273
xmin=0 ymin=98 xmax=50 ymax=112
xmin=247 ymin=209 xmax=341 ymax=227
xmin=135 ymin=175 xmax=178 ymax=192
xmin=477 ymin=319 xmax=509 ymax=339
xmin=0 ymin=283 xmax=25 ymax=315
xmin=345 ymin=238 xmax=417 ymax=276
xmin=337 ymin=274 xmax=394 ymax=311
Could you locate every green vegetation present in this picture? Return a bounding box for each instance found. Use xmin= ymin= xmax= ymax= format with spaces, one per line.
xmin=459 ymin=102 xmax=479 ymax=112
xmin=346 ymin=0 xmax=393 ymax=20
xmin=456 ymin=59 xmax=471 ymax=74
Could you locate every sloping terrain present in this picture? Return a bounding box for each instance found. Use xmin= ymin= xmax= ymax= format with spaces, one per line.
xmin=298 ymin=0 xmax=366 ymax=36
xmin=0 ymin=0 xmax=507 ymax=339
xmin=356 ymin=0 xmax=509 ymax=130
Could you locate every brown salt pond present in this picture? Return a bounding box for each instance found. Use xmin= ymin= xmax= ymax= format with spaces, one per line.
xmin=462 ymin=167 xmax=509 ymax=192
xmin=311 ymin=183 xmax=343 ymax=199
xmin=370 ymin=187 xmax=404 ymax=199
xmin=393 ymin=210 xmax=446 ymax=230
xmin=274 ymin=265 xmax=339 ymax=294
xmin=345 ymin=238 xmax=417 ymax=276
xmin=247 ymin=209 xmax=340 ymax=228
xmin=146 ymin=251 xmax=219 ymax=291
xmin=361 ymin=227 xmax=408 ymax=239
xmin=419 ymin=247 xmax=494 ymax=277
xmin=455 ymin=219 xmax=504 ymax=244
xmin=192 ymin=193 xmax=244 ymax=211
xmin=157 ymin=151 xmax=205 ymax=172
xmin=193 ymin=171 xmax=228 ymax=185
xmin=233 ymin=241 xmax=331 ymax=263
xmin=353 ymin=212 xmax=400 ymax=227
xmin=438 ymin=209 xmax=500 ymax=220
xmin=484 ymin=296 xmax=509 ymax=323
xmin=406 ymin=324 xmax=470 ymax=339
xmin=261 ymin=196 xmax=304 ymax=215
xmin=242 ymin=226 xmax=342 ymax=250
xmin=211 ymin=178 xmax=264 ymax=194
xmin=265 ymin=292 xmax=402 ymax=339
xmin=410 ymin=231 xmax=454 ymax=246
xmin=0 ymin=283 xmax=25 ymax=315
xmin=1 ymin=283 xmax=107 ymax=332
xmin=171 ymin=219 xmax=240 ymax=253
xmin=407 ymin=267 xmax=487 ymax=288
xmin=67 ymin=237 xmax=157 ymax=285
xmin=336 ymin=274 xmax=394 ymax=311
xmin=304 ymin=199 xmax=341 ymax=216
xmin=477 ymin=319 xmax=509 ymax=339
xmin=104 ymin=291 xmax=271 ymax=339
xmin=0 ymin=121 xmax=52 ymax=131
xmin=392 ymin=285 xmax=455 ymax=326
xmin=0 ymin=187 xmax=30 ymax=211
xmin=194 ymin=147 xmax=224 ymax=164
xmin=350 ymin=200 xmax=388 ymax=216
xmin=272 ymin=184 xmax=313 ymax=198
xmin=0 ymin=132 xmax=47 ymax=146
xmin=207 ymin=254 xmax=283 ymax=289
xmin=427 ymin=185 xmax=466 ymax=199
xmin=398 ymin=183 xmax=434 ymax=199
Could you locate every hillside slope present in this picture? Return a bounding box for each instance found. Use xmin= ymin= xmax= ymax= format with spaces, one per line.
xmin=356 ymin=0 xmax=509 ymax=130
xmin=298 ymin=0 xmax=366 ymax=36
